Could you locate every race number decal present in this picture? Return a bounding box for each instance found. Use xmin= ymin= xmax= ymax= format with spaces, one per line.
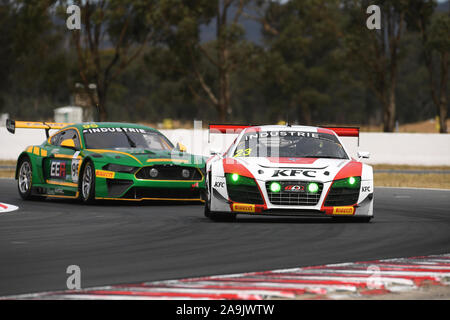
xmin=234 ymin=148 xmax=251 ymax=157
xmin=71 ymin=151 xmax=81 ymax=183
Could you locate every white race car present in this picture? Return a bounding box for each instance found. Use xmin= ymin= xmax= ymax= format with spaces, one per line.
xmin=205 ymin=125 xmax=373 ymax=222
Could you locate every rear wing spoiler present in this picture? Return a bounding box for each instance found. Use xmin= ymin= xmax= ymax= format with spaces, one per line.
xmin=208 ymin=124 xmax=360 ymax=145
xmin=6 ymin=119 xmax=74 ymax=138
xmin=321 ymin=127 xmax=359 ymax=137
xmin=321 ymin=127 xmax=360 ymax=146
xmin=209 ymin=124 xmax=359 ymax=136
xmin=209 ymin=124 xmax=251 ymax=134
xmin=208 ymin=124 xmax=255 ymax=143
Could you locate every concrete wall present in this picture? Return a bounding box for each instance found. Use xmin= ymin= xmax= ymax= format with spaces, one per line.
xmin=1 ymin=127 xmax=449 ymax=166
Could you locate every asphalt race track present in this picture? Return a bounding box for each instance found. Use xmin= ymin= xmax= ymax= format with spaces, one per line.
xmin=0 ymin=178 xmax=449 ymax=296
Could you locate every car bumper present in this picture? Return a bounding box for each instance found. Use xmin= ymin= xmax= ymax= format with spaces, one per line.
xmin=94 ymin=170 xmax=206 ymax=202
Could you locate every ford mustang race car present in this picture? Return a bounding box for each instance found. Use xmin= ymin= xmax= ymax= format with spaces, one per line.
xmin=205 ymin=124 xmax=373 ymax=222
xmin=6 ymin=120 xmax=206 ymax=202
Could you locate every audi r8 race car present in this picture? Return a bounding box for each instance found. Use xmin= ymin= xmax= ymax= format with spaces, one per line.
xmin=205 ymin=124 xmax=373 ymax=222
xmin=6 ymin=120 xmax=206 ymax=202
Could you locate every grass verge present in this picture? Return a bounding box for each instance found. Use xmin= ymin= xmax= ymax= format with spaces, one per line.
xmin=374 ymin=173 xmax=449 ymax=189
xmin=373 ymin=164 xmax=450 ymax=171
xmin=0 ymin=160 xmax=15 ymax=178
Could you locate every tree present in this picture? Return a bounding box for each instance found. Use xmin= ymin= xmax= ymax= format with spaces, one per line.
xmin=1 ymin=0 xmax=72 ymax=119
xmin=67 ymin=0 xmax=163 ymax=121
xmin=427 ymin=13 xmax=450 ymax=133
xmin=161 ymin=0 xmax=253 ymax=122
xmin=344 ymin=0 xmax=409 ymax=132
xmin=407 ymin=0 xmax=449 ymax=133
xmin=0 ymin=0 xmax=16 ymax=111
xmin=257 ymin=0 xmax=346 ymax=125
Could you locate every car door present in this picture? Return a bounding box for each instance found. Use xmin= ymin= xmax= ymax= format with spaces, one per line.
xmin=44 ymin=129 xmax=81 ymax=188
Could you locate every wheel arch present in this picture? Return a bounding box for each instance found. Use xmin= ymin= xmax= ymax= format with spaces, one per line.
xmin=16 ymin=152 xmax=32 ymax=180
xmin=77 ymin=156 xmax=93 ymax=189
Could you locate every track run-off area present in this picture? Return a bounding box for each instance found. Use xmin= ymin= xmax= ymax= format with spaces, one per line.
xmin=0 ymin=178 xmax=449 ymax=298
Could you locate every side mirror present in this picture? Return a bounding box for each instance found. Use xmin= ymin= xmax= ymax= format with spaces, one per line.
xmin=61 ymin=139 xmax=76 ymax=149
xmin=176 ymin=142 xmax=187 ymax=152
xmin=210 ymin=149 xmax=222 ymax=157
xmin=358 ymin=151 xmax=370 ymax=159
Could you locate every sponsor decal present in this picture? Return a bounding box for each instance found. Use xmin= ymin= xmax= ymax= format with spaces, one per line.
xmin=50 ymin=161 xmax=66 ymax=178
xmin=245 ymin=131 xmax=319 ymax=141
xmin=54 ymin=188 xmax=64 ymax=194
xmin=232 ymin=203 xmax=255 ymax=213
xmin=332 ymin=206 xmax=355 ymax=215
xmin=284 ymin=185 xmax=305 ymax=192
xmin=362 ymin=186 xmax=371 ymax=192
xmin=272 ymin=169 xmax=317 ymax=178
xmin=83 ymin=127 xmax=147 ymax=134
xmin=71 ymin=151 xmax=81 ymax=183
xmin=214 ymin=181 xmax=225 ymax=188
xmin=95 ymin=170 xmax=115 ymax=179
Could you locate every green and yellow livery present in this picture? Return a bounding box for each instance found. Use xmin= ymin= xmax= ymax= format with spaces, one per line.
xmin=6 ymin=120 xmax=206 ymax=203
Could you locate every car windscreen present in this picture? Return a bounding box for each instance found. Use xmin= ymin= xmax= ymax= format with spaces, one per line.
xmin=233 ymin=131 xmax=348 ymax=159
xmin=82 ymin=127 xmax=174 ymax=151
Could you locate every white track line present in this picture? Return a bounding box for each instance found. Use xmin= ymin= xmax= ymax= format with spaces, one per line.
xmin=0 ymin=202 xmax=18 ymax=214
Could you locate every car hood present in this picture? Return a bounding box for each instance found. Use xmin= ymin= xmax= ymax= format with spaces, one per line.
xmin=234 ymin=157 xmax=354 ymax=183
xmin=85 ymin=148 xmax=206 ymax=167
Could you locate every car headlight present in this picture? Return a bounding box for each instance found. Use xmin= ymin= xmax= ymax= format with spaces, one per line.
xmin=225 ymin=173 xmax=257 ymax=186
xmin=307 ymin=182 xmax=320 ymax=193
xmin=331 ymin=176 xmax=361 ymax=189
xmin=103 ymin=164 xmax=139 ymax=174
xmin=181 ymin=169 xmax=191 ymax=178
xmin=149 ymin=168 xmax=158 ymax=177
xmin=269 ymin=181 xmax=281 ymax=192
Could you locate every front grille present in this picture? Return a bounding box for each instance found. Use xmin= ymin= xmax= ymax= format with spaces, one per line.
xmin=106 ymin=179 xmax=133 ymax=197
xmin=135 ymin=165 xmax=202 ymax=181
xmin=227 ymin=184 xmax=264 ymax=204
xmin=266 ymin=181 xmax=323 ymax=206
xmin=324 ymin=187 xmax=359 ymax=206
xmin=123 ymin=187 xmax=201 ymax=200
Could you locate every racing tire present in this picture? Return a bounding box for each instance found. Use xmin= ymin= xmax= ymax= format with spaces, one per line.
xmin=17 ymin=157 xmax=40 ymax=200
xmin=205 ymin=199 xmax=237 ymax=221
xmin=80 ymin=160 xmax=96 ymax=203
xmin=204 ymin=171 xmax=236 ymax=221
xmin=204 ymin=171 xmax=212 ymax=218
xmin=204 ymin=200 xmax=211 ymax=218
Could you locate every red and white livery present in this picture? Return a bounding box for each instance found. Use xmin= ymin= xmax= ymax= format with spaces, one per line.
xmin=205 ymin=124 xmax=373 ymax=222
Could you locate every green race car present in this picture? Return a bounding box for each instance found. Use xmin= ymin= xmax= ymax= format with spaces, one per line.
xmin=6 ymin=120 xmax=206 ymax=203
